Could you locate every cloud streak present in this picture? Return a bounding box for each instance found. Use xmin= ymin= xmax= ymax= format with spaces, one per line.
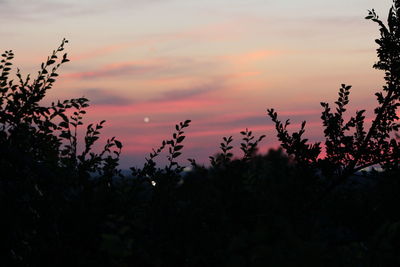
xmin=88 ymin=98 xmax=226 ymax=115
xmin=154 ymin=82 xmax=223 ymax=102
xmin=74 ymin=78 xmax=225 ymax=112
xmin=81 ymin=88 xmax=133 ymax=106
xmin=0 ymin=0 xmax=172 ymax=21
xmin=65 ymin=60 xmax=167 ymax=80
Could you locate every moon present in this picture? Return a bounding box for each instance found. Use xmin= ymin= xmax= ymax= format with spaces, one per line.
xmin=144 ymin=117 xmax=150 ymax=123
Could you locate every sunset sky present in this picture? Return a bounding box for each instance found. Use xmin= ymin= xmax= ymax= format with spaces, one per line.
xmin=1 ymin=0 xmax=391 ymax=168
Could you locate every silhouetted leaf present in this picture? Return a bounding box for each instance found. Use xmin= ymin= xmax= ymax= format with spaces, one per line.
xmin=115 ymin=140 xmax=122 ymax=149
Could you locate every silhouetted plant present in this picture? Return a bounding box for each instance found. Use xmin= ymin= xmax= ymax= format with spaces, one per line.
xmin=268 ymin=2 xmax=400 ymax=181
xmin=267 ymin=109 xmax=321 ymax=166
xmin=0 ymin=39 xmax=124 ymax=265
xmin=166 ymin=120 xmax=191 ymax=171
xmin=239 ymin=128 xmax=266 ymax=161
xmin=131 ymin=119 xmax=191 ymax=187
xmin=210 ymin=135 xmax=234 ymax=167
xmin=209 ymin=129 xmax=265 ymax=168
xmin=0 ymin=39 xmax=122 ymax=178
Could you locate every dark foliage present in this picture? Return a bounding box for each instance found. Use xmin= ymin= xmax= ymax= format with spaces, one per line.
xmin=268 ymin=1 xmax=400 ymax=193
xmin=1 ymin=1 xmax=400 ymax=267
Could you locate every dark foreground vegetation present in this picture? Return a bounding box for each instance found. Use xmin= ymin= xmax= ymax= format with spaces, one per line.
xmin=2 ymin=1 xmax=400 ymax=266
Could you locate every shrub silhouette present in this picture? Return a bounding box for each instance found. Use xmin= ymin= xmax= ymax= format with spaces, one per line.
xmin=268 ymin=3 xmax=400 ymax=187
xmin=1 ymin=1 xmax=400 ymax=267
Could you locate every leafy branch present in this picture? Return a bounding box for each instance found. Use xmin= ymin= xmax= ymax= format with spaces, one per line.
xmin=210 ymin=136 xmax=234 ymax=167
xmin=240 ymin=128 xmax=266 ymax=161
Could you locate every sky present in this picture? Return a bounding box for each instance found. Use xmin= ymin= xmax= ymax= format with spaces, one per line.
xmin=0 ymin=0 xmax=392 ymax=168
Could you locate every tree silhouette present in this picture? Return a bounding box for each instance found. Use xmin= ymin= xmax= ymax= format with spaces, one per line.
xmin=0 ymin=39 xmax=125 ymax=265
xmin=268 ymin=1 xmax=400 ymax=183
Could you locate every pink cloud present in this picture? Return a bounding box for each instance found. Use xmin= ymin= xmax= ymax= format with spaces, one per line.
xmin=276 ymin=109 xmax=321 ymax=116
xmin=87 ymin=97 xmax=228 ymax=116
xmin=64 ymin=60 xmax=167 ymax=79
